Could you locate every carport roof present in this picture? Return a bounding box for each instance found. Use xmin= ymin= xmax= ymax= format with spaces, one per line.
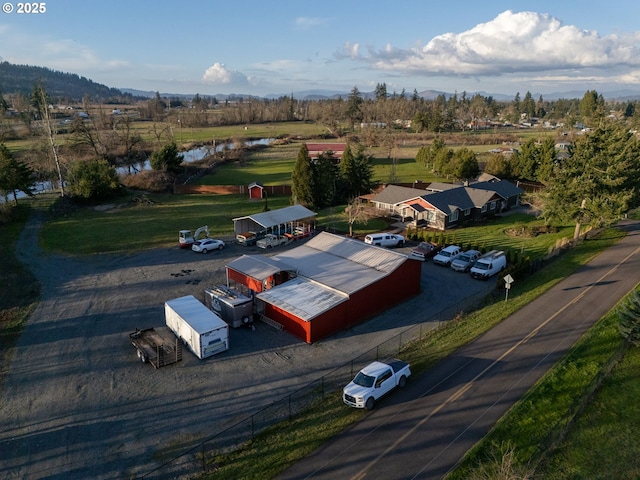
xmin=232 ymin=205 xmax=317 ymax=230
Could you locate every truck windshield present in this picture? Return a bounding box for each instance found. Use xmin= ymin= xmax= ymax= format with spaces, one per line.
xmin=475 ymin=262 xmax=490 ymax=270
xmin=353 ymin=372 xmax=375 ymax=388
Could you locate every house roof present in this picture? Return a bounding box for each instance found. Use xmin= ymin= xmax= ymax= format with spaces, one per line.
xmin=232 ymin=205 xmax=317 ymax=230
xmin=469 ymin=179 xmax=524 ymax=199
xmin=425 ymin=182 xmax=462 ymax=192
xmin=374 ymin=180 xmax=523 ymax=216
xmin=371 ymin=184 xmax=426 ymax=206
xmin=305 ymin=143 xmax=346 ymax=158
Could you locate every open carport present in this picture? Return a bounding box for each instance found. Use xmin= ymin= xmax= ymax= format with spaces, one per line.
xmin=232 ymin=205 xmax=317 ymax=236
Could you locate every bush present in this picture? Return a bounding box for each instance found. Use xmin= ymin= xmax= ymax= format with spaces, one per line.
xmin=120 ymin=170 xmax=174 ymax=192
xmin=67 ymin=159 xmax=123 ymax=202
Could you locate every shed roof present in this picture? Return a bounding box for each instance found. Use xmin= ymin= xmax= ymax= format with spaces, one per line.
xmin=232 ymin=205 xmax=317 ymax=230
xmin=226 ymin=255 xmax=293 ymax=282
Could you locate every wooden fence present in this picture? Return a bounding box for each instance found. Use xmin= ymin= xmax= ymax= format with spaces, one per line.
xmin=173 ymin=184 xmax=292 ymax=196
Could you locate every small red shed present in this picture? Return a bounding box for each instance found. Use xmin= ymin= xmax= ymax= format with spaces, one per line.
xmin=248 ymin=181 xmax=264 ymax=199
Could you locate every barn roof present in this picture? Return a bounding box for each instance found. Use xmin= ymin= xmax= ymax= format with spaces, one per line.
xmin=271 ymin=231 xmax=408 ymax=295
xmin=226 ymin=255 xmax=293 ymax=281
xmin=256 ymin=276 xmax=349 ymax=322
xmin=305 ymin=143 xmax=346 ymax=159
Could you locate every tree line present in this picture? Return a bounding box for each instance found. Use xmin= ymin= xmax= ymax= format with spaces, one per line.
xmin=1 ymin=81 xmax=639 ymax=236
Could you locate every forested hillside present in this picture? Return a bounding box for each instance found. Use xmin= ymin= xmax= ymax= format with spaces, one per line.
xmin=0 ymin=61 xmax=137 ymax=103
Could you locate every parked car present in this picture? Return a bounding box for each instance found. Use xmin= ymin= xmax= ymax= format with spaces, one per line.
xmin=470 ymin=250 xmax=507 ymax=280
xmin=343 ymin=359 xmax=411 ymax=410
xmin=192 ymin=238 xmax=225 ymax=253
xmin=364 ymin=233 xmax=405 ymax=248
xmin=411 ymin=241 xmax=441 ymax=261
xmin=450 ymin=249 xmax=482 ymax=272
xmin=432 ymin=245 xmax=463 ymax=266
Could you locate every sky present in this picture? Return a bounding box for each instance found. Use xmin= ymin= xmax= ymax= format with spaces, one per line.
xmin=2 ymin=0 xmax=640 ymax=98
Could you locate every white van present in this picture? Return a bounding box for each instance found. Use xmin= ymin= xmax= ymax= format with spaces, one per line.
xmin=364 ymin=233 xmax=405 ymax=248
xmin=470 ymin=250 xmax=507 ymax=280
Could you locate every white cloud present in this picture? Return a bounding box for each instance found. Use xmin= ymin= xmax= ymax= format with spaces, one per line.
xmin=0 ymin=27 xmax=129 ymax=73
xmin=294 ymin=17 xmax=326 ymax=30
xmin=350 ymin=10 xmax=640 ymax=78
xmin=336 ymin=42 xmax=361 ymax=59
xmin=202 ymin=63 xmax=249 ymax=85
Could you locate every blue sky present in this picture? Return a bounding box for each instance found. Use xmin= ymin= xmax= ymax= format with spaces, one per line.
xmin=2 ymin=0 xmax=640 ymax=97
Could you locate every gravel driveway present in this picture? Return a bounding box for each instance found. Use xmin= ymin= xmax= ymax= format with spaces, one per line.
xmin=0 ymin=211 xmax=495 ymax=479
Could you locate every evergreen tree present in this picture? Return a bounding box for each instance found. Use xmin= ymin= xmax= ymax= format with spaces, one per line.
xmin=344 ymin=144 xmax=375 ymax=199
xmin=484 ymin=153 xmax=512 ymax=179
xmin=543 ymin=122 xmax=638 ymax=234
xmin=536 ymin=137 xmax=557 ymax=183
xmin=512 ymin=138 xmax=538 ymax=180
xmin=291 ymin=144 xmax=314 ymax=206
xmin=0 ymin=143 xmax=34 ymax=205
xmin=150 ymin=141 xmax=183 ymax=173
xmin=346 ymin=86 xmax=363 ymax=128
xmin=66 ymin=159 xmax=121 ymax=201
xmin=374 ymin=83 xmax=387 ymax=101
xmin=451 ymin=148 xmax=480 ymax=181
xmin=312 ymin=151 xmax=337 ymax=209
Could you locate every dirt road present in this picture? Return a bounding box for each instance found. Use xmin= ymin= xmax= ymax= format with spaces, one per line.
xmin=0 ymin=211 xmax=494 ymax=479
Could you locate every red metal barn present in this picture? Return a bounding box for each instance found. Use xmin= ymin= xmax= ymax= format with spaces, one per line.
xmin=225 ymin=232 xmax=421 ymax=343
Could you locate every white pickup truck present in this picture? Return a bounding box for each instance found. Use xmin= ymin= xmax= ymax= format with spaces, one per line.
xmin=343 ymin=359 xmax=411 ymax=410
xmin=257 ymin=233 xmax=290 ymax=249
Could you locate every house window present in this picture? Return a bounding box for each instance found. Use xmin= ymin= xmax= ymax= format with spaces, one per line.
xmin=450 ymin=210 xmax=459 ymax=222
xmin=490 ymin=201 xmax=496 ymax=210
xmin=427 ymin=210 xmax=436 ymax=223
xmin=481 ymin=204 xmax=488 ymax=213
xmin=464 ymin=208 xmax=471 ymax=216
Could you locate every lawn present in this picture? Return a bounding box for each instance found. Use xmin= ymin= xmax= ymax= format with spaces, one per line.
xmin=195 ymin=140 xmax=451 ymax=187
xmin=40 ymin=192 xmax=574 ymax=258
xmin=40 ymin=193 xmax=291 ymax=255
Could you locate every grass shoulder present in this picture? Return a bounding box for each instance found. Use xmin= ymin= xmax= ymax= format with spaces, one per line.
xmin=197 ymin=227 xmax=625 ymax=479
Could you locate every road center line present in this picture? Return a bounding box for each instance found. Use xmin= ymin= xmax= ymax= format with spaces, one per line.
xmin=351 ymin=244 xmax=640 ymax=480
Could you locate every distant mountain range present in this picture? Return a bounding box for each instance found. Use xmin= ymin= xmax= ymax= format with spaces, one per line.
xmin=3 ymin=61 xmax=640 ymax=103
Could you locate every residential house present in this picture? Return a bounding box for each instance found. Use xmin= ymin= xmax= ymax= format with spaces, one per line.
xmin=370 ymin=179 xmax=523 ymax=230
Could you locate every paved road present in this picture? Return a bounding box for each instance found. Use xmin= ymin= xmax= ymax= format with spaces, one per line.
xmin=277 ymin=220 xmax=640 ymax=480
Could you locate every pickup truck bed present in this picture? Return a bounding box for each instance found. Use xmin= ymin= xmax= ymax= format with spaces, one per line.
xmin=129 ymin=327 xmax=183 ymax=368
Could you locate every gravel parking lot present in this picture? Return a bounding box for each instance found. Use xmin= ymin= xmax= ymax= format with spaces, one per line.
xmin=0 ymin=212 xmax=496 ymax=479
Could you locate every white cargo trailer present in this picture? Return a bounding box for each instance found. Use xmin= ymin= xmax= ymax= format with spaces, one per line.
xmin=165 ymin=295 xmax=229 ymax=359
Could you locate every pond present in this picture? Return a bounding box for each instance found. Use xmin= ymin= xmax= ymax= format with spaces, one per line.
xmin=117 ymin=138 xmax=275 ymax=175
xmin=2 ymin=138 xmax=276 ymax=201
